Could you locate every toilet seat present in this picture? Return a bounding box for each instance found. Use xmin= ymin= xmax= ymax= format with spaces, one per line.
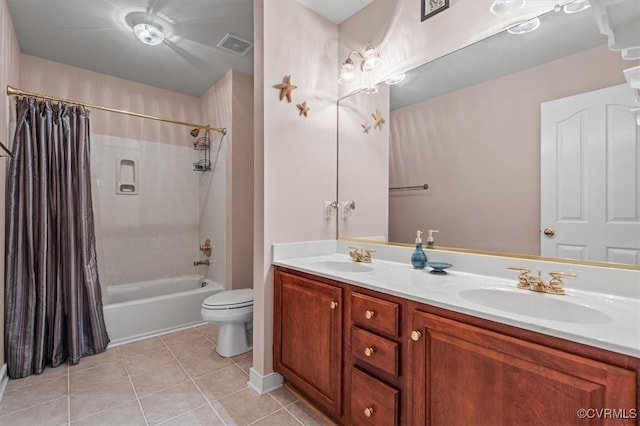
xmin=202 ymin=289 xmax=253 ymax=310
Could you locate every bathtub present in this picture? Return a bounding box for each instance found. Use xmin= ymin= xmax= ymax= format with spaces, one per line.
xmin=103 ymin=275 xmax=223 ymax=345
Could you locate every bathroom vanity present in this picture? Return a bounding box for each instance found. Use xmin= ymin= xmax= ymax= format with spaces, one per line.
xmin=272 ymin=242 xmax=640 ymax=425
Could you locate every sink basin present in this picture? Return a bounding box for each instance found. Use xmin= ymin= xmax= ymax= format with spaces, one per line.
xmin=306 ymin=259 xmax=374 ymax=273
xmin=459 ymin=288 xmax=612 ymax=325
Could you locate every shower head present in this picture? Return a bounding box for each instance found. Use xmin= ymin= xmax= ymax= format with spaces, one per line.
xmin=190 ymin=128 xmax=200 ymax=137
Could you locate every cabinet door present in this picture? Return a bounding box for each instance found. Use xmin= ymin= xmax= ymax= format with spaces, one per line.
xmin=408 ymin=311 xmax=637 ymax=426
xmin=274 ymin=270 xmax=343 ymax=417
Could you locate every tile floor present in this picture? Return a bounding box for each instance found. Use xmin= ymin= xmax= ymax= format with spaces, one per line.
xmin=0 ymin=324 xmax=335 ymax=426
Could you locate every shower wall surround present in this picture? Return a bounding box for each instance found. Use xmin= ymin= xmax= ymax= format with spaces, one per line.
xmin=91 ymin=134 xmax=200 ymax=286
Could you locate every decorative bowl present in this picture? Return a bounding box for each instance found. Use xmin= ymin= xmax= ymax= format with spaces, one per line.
xmin=427 ymin=261 xmax=452 ymax=274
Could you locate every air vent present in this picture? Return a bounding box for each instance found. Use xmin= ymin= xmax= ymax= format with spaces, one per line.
xmin=217 ymin=33 xmax=253 ymax=56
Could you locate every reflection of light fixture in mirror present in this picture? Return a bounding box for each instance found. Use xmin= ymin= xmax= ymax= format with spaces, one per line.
xmin=490 ymin=0 xmax=525 ymax=15
xmin=338 ymin=43 xmax=383 ymax=85
xmin=133 ymin=23 xmax=165 ymax=46
xmin=363 ymin=85 xmax=379 ymax=95
xmin=507 ymin=17 xmax=541 ymax=34
xmin=563 ymin=0 xmax=591 ymax=14
xmin=385 ymin=73 xmax=406 ymax=85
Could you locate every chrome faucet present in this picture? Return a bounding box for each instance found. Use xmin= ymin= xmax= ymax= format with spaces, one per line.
xmin=194 ymin=259 xmax=210 ymax=266
xmin=349 ymin=247 xmax=375 ymax=263
xmin=507 ymin=267 xmax=576 ymax=295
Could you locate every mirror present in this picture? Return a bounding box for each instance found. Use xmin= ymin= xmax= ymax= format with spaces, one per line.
xmin=338 ymin=6 xmax=640 ymax=266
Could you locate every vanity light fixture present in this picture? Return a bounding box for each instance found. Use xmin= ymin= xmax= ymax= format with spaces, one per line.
xmin=490 ymin=0 xmax=525 ymax=15
xmin=338 ymin=43 xmax=383 ymax=85
xmin=385 ymin=73 xmax=406 ymax=85
xmin=133 ymin=23 xmax=165 ymax=46
xmin=507 ymin=17 xmax=541 ymax=34
xmin=563 ymin=0 xmax=591 ymax=14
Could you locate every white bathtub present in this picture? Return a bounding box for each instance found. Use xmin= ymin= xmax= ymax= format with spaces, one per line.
xmin=103 ymin=275 xmax=223 ymax=345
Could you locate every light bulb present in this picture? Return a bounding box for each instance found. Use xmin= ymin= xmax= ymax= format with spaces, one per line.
xmin=362 ymin=45 xmax=382 ymax=71
xmin=133 ymin=23 xmax=164 ymax=46
xmin=338 ymin=61 xmax=356 ymax=85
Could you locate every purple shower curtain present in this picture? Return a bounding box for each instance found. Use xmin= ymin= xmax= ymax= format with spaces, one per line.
xmin=5 ymin=97 xmax=109 ymax=379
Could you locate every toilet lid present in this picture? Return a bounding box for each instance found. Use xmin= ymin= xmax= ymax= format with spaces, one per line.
xmin=203 ymin=289 xmax=253 ymax=309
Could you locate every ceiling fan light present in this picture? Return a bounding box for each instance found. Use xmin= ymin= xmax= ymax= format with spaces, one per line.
xmin=133 ymin=23 xmax=165 ymax=46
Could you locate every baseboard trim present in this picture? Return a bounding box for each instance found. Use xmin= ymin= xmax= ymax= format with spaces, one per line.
xmin=248 ymin=368 xmax=283 ymax=395
xmin=0 ymin=363 xmax=8 ymax=403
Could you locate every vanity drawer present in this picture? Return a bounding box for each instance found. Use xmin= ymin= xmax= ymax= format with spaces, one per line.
xmin=350 ymin=366 xmax=399 ymax=426
xmin=351 ymin=292 xmax=399 ymax=337
xmin=351 ymin=327 xmax=399 ymax=377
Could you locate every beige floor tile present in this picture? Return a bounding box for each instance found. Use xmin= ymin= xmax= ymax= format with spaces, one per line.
xmin=178 ymin=349 xmax=234 ymax=379
xmin=130 ymin=361 xmax=190 ymax=397
xmin=162 ymin=327 xmax=205 ymax=346
xmin=69 ymin=359 xmax=129 ymax=395
xmin=195 ymin=365 xmax=250 ymax=401
xmin=158 ymin=404 xmax=225 ymax=425
xmin=69 ymin=347 xmax=123 ymax=373
xmin=269 ymin=387 xmax=298 ymax=408
xmin=168 ymin=337 xmax=216 ymax=361
xmin=71 ymin=400 xmax=146 ymax=426
xmin=285 ymin=401 xmax=337 ymax=426
xmin=231 ymin=351 xmax=253 ymax=364
xmin=0 ymin=375 xmax=68 ymax=415
xmin=119 ymin=336 xmax=167 ymax=359
xmin=124 ymin=346 xmax=176 ymax=376
xmin=212 ymin=388 xmax=281 ymax=426
xmin=4 ymin=365 xmax=67 ymax=390
xmin=0 ymin=395 xmax=68 ymax=426
xmin=69 ymin=374 xmax=138 ymax=421
xmin=235 ymin=359 xmax=252 ymax=376
xmin=139 ymin=380 xmax=207 ymax=425
xmin=195 ymin=324 xmax=219 ymax=343
xmin=251 ymin=408 xmax=303 ymax=426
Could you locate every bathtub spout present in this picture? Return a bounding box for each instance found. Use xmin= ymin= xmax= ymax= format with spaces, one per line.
xmin=194 ymin=259 xmax=210 ymax=266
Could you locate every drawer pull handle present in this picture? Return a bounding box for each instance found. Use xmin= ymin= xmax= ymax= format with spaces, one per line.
xmin=330 ymin=301 xmax=338 ymax=310
xmin=364 ymin=310 xmax=375 ymax=320
xmin=364 ymin=347 xmax=375 ymax=357
xmin=411 ymin=330 xmax=422 ymax=341
xmin=364 ymin=407 xmax=374 ymax=417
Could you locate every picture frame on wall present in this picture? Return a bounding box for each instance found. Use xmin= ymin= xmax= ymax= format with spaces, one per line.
xmin=421 ymin=0 xmax=449 ymax=21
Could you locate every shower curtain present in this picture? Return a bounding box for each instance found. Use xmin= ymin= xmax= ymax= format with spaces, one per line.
xmin=5 ymin=97 xmax=109 ymax=379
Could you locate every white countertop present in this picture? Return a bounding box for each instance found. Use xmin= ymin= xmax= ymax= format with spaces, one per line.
xmin=272 ymin=241 xmax=640 ymax=358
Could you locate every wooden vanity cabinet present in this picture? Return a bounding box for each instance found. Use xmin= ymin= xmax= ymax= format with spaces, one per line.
xmin=273 ymin=268 xmax=344 ymax=419
xmin=274 ymin=267 xmax=639 ymax=425
xmin=408 ymin=306 xmax=639 ymax=426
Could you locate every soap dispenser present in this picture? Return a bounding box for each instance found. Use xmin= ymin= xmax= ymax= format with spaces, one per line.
xmin=426 ymin=230 xmax=439 ymax=248
xmin=411 ymin=230 xmax=428 ymax=269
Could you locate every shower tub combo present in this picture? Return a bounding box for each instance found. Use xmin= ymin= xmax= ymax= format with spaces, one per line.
xmin=102 ymin=275 xmax=223 ymax=344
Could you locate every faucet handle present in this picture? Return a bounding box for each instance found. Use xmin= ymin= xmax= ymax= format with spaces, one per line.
xmin=363 ymin=249 xmax=375 ymax=263
xmin=546 ymin=272 xmax=577 ymax=295
xmin=507 ymin=267 xmax=531 ymax=290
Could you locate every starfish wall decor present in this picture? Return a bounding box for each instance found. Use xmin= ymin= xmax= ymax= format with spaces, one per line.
xmin=296 ymin=101 xmax=310 ymax=117
xmin=372 ymin=109 xmax=385 ymax=130
xmin=361 ymin=122 xmax=371 ymax=134
xmin=273 ymin=75 xmax=298 ymax=103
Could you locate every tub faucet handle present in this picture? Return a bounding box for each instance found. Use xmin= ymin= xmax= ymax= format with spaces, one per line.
xmin=200 ymin=239 xmax=213 ymax=257
xmin=194 ymin=259 xmax=210 ymax=266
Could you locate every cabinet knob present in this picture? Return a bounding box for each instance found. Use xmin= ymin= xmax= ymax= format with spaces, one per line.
xmin=364 ymin=347 xmax=375 ymax=357
xmin=330 ymin=301 xmax=338 ymax=310
xmin=364 ymin=407 xmax=374 ymax=417
xmin=411 ymin=330 xmax=422 ymax=341
xmin=364 ymin=310 xmax=375 ymax=320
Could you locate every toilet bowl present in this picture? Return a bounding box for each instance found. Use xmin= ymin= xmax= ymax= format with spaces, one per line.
xmin=201 ymin=288 xmax=253 ymax=357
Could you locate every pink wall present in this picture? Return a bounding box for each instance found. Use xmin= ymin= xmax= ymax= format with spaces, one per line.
xmin=198 ymin=69 xmax=254 ymax=291
xmin=389 ymin=45 xmax=632 ymax=255
xmin=253 ymin=0 xmax=338 ymax=378
xmin=0 ymin=0 xmax=20 ymax=370
xmin=18 ymin=55 xmax=202 ymax=146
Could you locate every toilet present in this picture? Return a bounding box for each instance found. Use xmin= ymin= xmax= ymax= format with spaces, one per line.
xmin=201 ymin=289 xmax=254 ymax=357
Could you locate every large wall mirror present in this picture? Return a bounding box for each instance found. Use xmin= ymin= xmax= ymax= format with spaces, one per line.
xmin=337 ymin=5 xmax=640 ymax=267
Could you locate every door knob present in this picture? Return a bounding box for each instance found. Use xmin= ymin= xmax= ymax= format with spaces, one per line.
xmin=543 ymin=227 xmax=555 ymax=237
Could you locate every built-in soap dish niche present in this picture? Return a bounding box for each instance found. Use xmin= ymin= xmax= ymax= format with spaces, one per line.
xmin=116 ymin=157 xmax=139 ymax=195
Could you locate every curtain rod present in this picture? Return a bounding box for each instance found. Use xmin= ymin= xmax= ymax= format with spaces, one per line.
xmin=6 ymin=85 xmax=226 ymax=135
